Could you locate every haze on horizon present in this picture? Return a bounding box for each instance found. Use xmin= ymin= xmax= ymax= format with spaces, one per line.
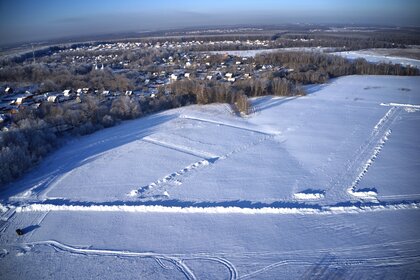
xmin=1 ymin=0 xmax=419 ymax=45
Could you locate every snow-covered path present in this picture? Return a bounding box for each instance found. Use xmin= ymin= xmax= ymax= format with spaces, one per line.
xmin=1 ymin=76 xmax=420 ymax=279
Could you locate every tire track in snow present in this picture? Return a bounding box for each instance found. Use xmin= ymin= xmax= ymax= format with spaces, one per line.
xmin=23 ymin=240 xmax=197 ymax=280
xmin=238 ymin=239 xmax=420 ymax=279
xmin=21 ymin=240 xmax=242 ymax=280
xmin=184 ymin=256 xmax=238 ymax=280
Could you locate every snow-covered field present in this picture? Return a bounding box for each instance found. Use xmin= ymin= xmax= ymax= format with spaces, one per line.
xmin=1 ymin=76 xmax=420 ymax=279
xmin=208 ymin=47 xmax=336 ymax=57
xmin=333 ymin=50 xmax=420 ymax=68
xmin=209 ymin=48 xmax=420 ymax=70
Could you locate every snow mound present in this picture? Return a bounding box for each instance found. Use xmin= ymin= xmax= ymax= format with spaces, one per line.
xmin=348 ymin=189 xmax=378 ymax=200
xmin=294 ymin=190 xmax=325 ymax=200
xmin=380 ymin=102 xmax=420 ymax=109
xmin=13 ymin=201 xmax=420 ymax=215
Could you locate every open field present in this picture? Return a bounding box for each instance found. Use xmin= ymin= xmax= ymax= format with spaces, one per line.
xmin=1 ymin=75 xmax=420 ymax=279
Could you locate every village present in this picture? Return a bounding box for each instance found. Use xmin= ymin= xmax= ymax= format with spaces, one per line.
xmin=0 ymin=38 xmax=292 ymax=127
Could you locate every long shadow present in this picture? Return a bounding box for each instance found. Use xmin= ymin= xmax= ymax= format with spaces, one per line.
xmin=252 ymin=96 xmax=299 ymax=113
xmin=21 ymin=225 xmax=40 ymax=235
xmin=22 ymin=198 xmax=323 ymax=210
xmin=1 ymin=113 xmax=177 ymax=199
xmin=331 ymin=199 xmax=420 ymax=208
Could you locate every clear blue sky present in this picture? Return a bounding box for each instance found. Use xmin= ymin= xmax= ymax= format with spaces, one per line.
xmin=1 ymin=0 xmax=419 ymax=45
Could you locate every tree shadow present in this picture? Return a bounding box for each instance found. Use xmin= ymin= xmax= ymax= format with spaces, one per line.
xmin=251 ymin=96 xmax=298 ymax=113
xmin=21 ymin=225 xmax=40 ymax=235
xmin=2 ymin=113 xmax=177 ymax=199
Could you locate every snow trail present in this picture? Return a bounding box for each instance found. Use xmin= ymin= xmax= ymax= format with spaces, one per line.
xmin=380 ymin=103 xmax=420 ymax=109
xmin=20 ymin=240 xmax=242 ymax=280
xmin=327 ymin=105 xmax=401 ymax=200
xmin=347 ymin=129 xmax=392 ymax=199
xmin=142 ymin=137 xmax=219 ymax=159
xmin=180 ymin=115 xmax=276 ymax=136
xmin=129 ymin=159 xmax=213 ymax=197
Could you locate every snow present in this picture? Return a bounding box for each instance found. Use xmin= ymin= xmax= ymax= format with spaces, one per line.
xmin=1 ymin=75 xmax=420 ymax=279
xmin=333 ymin=50 xmax=420 ymax=68
xmin=209 ymin=47 xmax=335 ymax=57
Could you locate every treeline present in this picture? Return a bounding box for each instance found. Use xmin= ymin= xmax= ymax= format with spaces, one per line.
xmin=0 ymin=63 xmax=133 ymax=92
xmin=254 ymin=52 xmax=419 ymax=84
xmin=168 ymin=76 xmax=304 ymax=114
xmin=0 ymin=92 xmax=196 ymax=187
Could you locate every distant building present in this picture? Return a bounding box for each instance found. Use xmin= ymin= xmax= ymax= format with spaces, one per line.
xmin=63 ymin=89 xmax=72 ymax=97
xmin=5 ymin=87 xmax=13 ymax=94
xmin=170 ymin=74 xmax=178 ymax=81
xmin=47 ymin=95 xmax=58 ymax=103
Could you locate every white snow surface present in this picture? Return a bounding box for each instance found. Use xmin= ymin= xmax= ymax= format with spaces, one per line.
xmin=1 ymin=75 xmax=420 ymax=279
xmin=333 ymin=50 xmax=420 ymax=68
xmin=209 ymin=47 xmax=336 ymax=57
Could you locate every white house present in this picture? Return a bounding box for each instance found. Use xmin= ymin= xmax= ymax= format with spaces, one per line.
xmin=15 ymin=97 xmax=24 ymax=105
xmin=5 ymin=87 xmax=13 ymax=94
xmin=63 ymin=89 xmax=72 ymax=97
xmin=47 ymin=95 xmax=58 ymax=103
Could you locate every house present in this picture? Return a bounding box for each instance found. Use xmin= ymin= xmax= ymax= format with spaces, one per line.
xmin=47 ymin=95 xmax=58 ymax=103
xmin=102 ymin=90 xmax=111 ymax=96
xmin=170 ymin=74 xmax=178 ymax=81
xmin=206 ymin=75 xmax=213 ymax=80
xmin=15 ymin=97 xmax=25 ymax=105
xmin=125 ymin=90 xmax=133 ymax=96
xmin=184 ymin=73 xmax=191 ymax=79
xmin=227 ymin=77 xmax=236 ymax=82
xmin=225 ymin=73 xmax=233 ymax=78
xmin=4 ymin=87 xmax=13 ymax=94
xmin=63 ymin=89 xmax=72 ymax=97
